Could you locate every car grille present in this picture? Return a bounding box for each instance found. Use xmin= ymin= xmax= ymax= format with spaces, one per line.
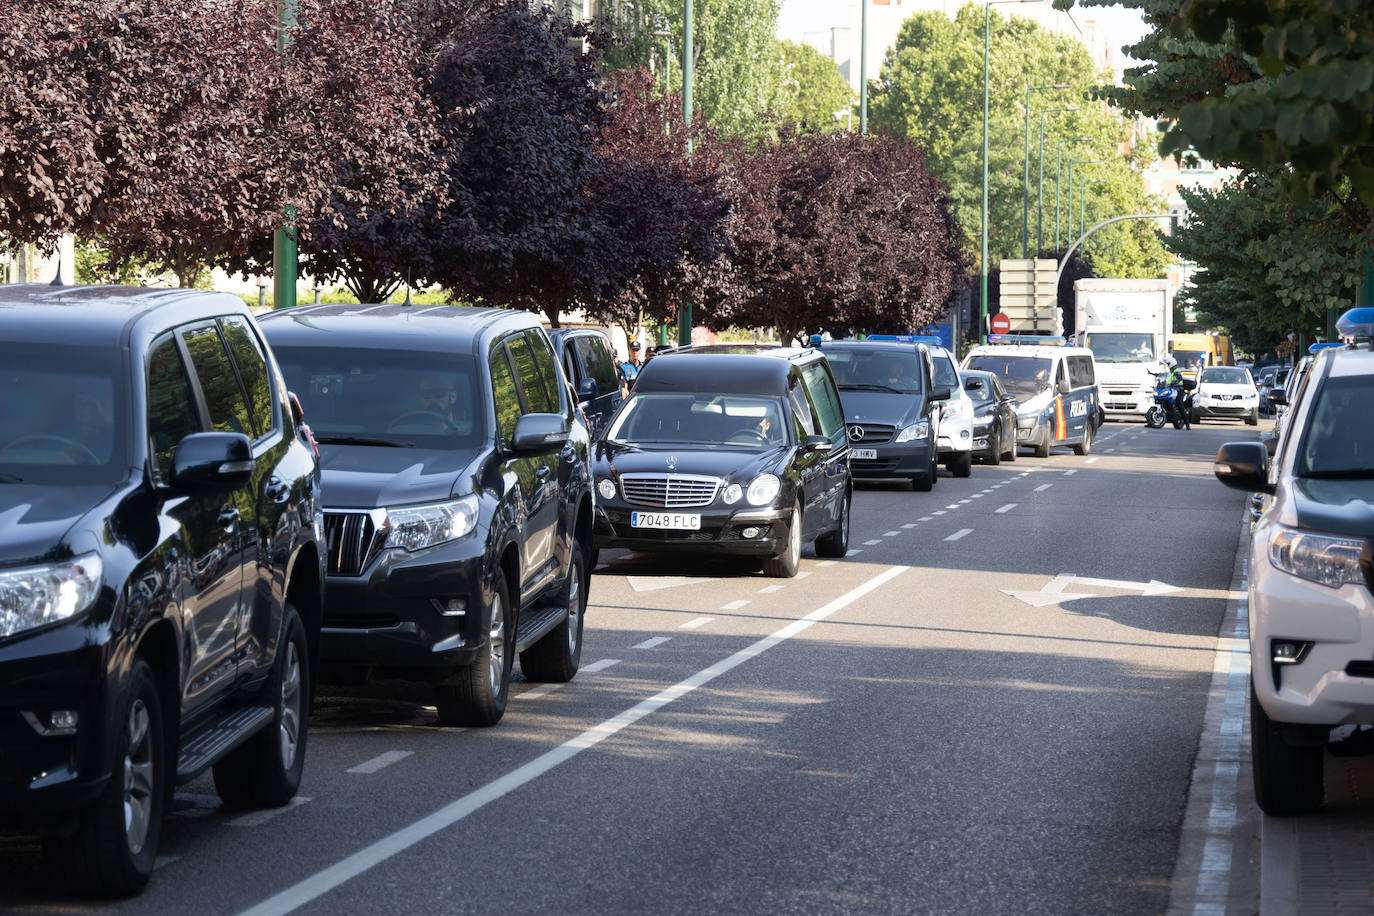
xmin=619 ymin=474 xmax=722 ymax=508
xmin=847 ymin=423 xmax=895 ymax=444
xmin=324 ymin=510 xmax=387 ymax=576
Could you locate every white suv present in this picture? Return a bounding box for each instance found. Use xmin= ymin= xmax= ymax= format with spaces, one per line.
xmin=929 ymin=346 xmax=973 ymax=477
xmin=1213 ymin=309 xmax=1374 ymax=815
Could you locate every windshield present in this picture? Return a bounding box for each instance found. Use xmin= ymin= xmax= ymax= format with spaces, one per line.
xmin=1199 ymin=367 xmax=1251 ymax=386
xmin=826 ymin=348 xmax=924 ymax=395
xmin=606 ymin=394 xmax=789 ymax=449
xmin=0 ymin=344 xmax=126 ymax=484
xmin=1084 ymin=332 xmax=1155 ymax=363
xmin=963 ymin=355 xmax=1053 ymax=401
xmin=273 ymin=346 xmax=485 ymax=449
xmin=1297 ymin=374 xmax=1374 ymax=478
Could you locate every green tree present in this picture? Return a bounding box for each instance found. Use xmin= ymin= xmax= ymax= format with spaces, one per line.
xmin=599 ymin=0 xmax=789 ymax=140
xmin=868 ymin=5 xmax=1168 ymax=277
xmin=776 ymin=40 xmax=855 ymax=133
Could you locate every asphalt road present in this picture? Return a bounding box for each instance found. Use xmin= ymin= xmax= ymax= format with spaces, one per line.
xmin=3 ymin=419 xmax=1264 ymax=915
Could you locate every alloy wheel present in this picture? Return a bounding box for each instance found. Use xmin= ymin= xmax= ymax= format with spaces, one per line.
xmin=566 ymin=563 xmax=583 ymax=655
xmin=279 ymin=641 xmax=302 ymax=770
xmin=488 ymin=593 xmax=507 ymax=697
xmin=123 ymin=699 xmax=155 ymax=855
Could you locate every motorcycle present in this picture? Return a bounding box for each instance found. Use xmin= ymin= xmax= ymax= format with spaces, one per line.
xmin=1145 ymin=374 xmax=1195 ymax=429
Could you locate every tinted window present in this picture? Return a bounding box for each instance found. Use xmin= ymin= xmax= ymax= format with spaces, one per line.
xmin=147 ymin=336 xmax=203 ymax=483
xmin=825 ymin=348 xmax=924 ymax=395
xmin=964 ymin=355 xmax=1054 ymax=401
xmin=1068 ymin=355 xmax=1095 ymax=387
xmin=490 ymin=346 xmax=521 ymax=444
xmin=182 ymin=325 xmax=252 ymax=437
xmin=526 ymin=331 xmax=564 ymax=409
xmin=0 ymin=343 xmax=125 ymax=482
xmin=507 ymin=333 xmax=555 ymax=414
xmin=607 ymin=394 xmax=788 ymax=449
xmin=577 ymin=335 xmax=620 ymax=394
xmin=1297 ymin=373 xmax=1374 ymax=477
xmin=800 ymin=363 xmax=845 ymax=439
xmin=219 ymin=316 xmax=275 ymax=438
xmin=788 ymin=378 xmax=817 ymax=437
xmin=272 ymin=346 xmax=484 ymax=448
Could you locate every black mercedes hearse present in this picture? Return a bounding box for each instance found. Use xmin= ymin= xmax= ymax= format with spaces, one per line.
xmin=591 ymin=346 xmax=851 ymax=577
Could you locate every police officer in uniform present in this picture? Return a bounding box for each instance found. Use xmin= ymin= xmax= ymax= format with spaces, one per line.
xmin=620 ymin=340 xmax=643 ymax=391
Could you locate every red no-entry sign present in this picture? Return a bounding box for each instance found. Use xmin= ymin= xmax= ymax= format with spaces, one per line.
xmin=989 ymin=313 xmax=1011 ymax=335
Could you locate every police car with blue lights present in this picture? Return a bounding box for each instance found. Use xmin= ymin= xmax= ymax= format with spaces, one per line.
xmin=962 ymin=336 xmax=1102 ymax=457
xmin=1213 ymin=308 xmax=1374 ymax=816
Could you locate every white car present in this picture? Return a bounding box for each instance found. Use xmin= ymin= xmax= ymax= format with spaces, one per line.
xmin=928 ymin=346 xmax=973 ymax=477
xmin=1191 ymin=365 xmax=1259 ymax=425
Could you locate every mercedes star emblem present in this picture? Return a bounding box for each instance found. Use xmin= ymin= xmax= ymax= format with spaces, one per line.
xmin=666 ymin=455 xmax=679 ymax=470
xmin=847 ymin=425 xmax=865 ymax=442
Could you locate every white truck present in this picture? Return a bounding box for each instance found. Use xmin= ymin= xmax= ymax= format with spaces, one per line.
xmin=1072 ymin=278 xmax=1173 ymax=420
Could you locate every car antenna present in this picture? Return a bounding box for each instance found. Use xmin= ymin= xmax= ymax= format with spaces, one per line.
xmin=402 ymin=269 xmax=412 ymax=307
xmin=48 ymin=250 xmax=64 ymax=286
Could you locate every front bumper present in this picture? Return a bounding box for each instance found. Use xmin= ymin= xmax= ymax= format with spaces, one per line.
xmin=319 ymin=536 xmax=489 ymax=674
xmin=1194 ymin=397 xmax=1257 ymax=419
xmin=937 ymin=425 xmax=972 ymax=455
xmin=971 ymin=424 xmax=1000 ymax=458
xmin=1101 ymin=388 xmax=1152 ymax=416
xmin=1248 ymin=532 xmax=1374 ymax=726
xmin=1013 ymin=411 xmax=1048 ymax=443
xmin=594 ymin=503 xmax=792 ymax=555
xmin=848 ymin=440 xmax=935 ymax=480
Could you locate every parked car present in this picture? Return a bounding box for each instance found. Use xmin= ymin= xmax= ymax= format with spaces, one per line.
xmin=259 ymin=304 xmax=593 ymax=727
xmin=1212 ymin=307 xmax=1374 ymax=815
xmin=1255 ymin=366 xmax=1281 ymax=417
xmin=963 ymin=343 xmax=1101 ymax=457
xmin=822 ymin=340 xmax=948 ymax=491
xmin=962 ymin=369 xmax=1018 ymax=464
xmin=547 ymin=327 xmax=624 ymax=436
xmin=1270 ymin=356 xmax=1314 ymax=445
xmin=591 ymin=345 xmax=851 ymax=577
xmin=929 ymin=346 xmax=974 ymax=477
xmin=1192 ymin=365 xmax=1260 ymax=425
xmin=0 ymin=284 xmax=324 ymax=895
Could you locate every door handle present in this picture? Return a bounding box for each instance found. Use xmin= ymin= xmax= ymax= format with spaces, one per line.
xmin=218 ymin=508 xmax=240 ymax=532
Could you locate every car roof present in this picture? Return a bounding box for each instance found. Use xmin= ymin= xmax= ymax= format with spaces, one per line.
xmin=1322 ymin=344 xmax=1374 ymax=379
xmin=257 ymin=302 xmax=538 ymax=351
xmin=632 ymin=350 xmax=816 ymax=395
xmin=0 ymin=283 xmax=249 ymax=345
xmin=822 ymin=340 xmax=927 ymax=353
xmin=966 ymin=344 xmax=1092 ymax=359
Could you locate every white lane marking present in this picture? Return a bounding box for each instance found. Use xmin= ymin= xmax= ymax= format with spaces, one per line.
xmin=970 ymin=493 xmax=984 ymax=499
xmin=229 ymin=797 xmax=311 ymax=828
xmin=1034 ymin=483 xmax=1052 ymax=492
xmin=932 ymin=510 xmax=947 ymax=516
xmin=758 ymin=584 xmax=783 ymax=594
xmin=945 ymin=504 xmax=961 ymax=509
xmin=919 ymin=516 xmax=934 ymax=521
xmin=1019 ymin=472 xmax=1031 ymax=477
xmin=1105 ymin=448 xmax=1116 ymax=453
xmin=632 ymin=636 xmax=671 ymax=649
xmin=720 ymin=600 xmax=750 ymax=611
xmin=582 ymin=658 xmax=621 ymax=672
xmin=902 ymin=523 xmax=919 ymax=529
xmin=795 ymin=571 xmax=811 ymax=579
xmin=945 ymin=528 xmax=973 ymax=542
xmin=847 ymin=548 xmax=863 ymax=555
xmin=347 ymin=751 xmax=414 ymax=775
xmin=626 ymin=575 xmax=719 ymax=593
xmin=816 ymin=560 xmax=836 ymax=567
xmin=516 ymin=684 xmax=566 ymax=702
xmin=1085 ymin=457 xmax=1100 ymax=464
xmin=884 ymin=530 xmax=901 ymax=537
xmin=680 ymin=616 xmax=714 ymax=628
xmin=239 ymin=565 xmax=911 ymax=916
xmin=1064 ymin=469 xmax=1077 ymax=476
xmin=958 ymin=499 xmax=971 ymax=505
xmin=990 ymin=484 xmax=1003 ymax=489
xmin=863 ymin=539 xmax=883 ymax=545
xmin=995 ymin=503 xmax=1017 ymax=514
xmin=980 ymin=489 xmax=993 ymax=494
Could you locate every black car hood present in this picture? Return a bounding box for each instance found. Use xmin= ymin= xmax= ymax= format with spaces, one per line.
xmin=319 ymin=445 xmax=481 ymax=508
xmin=0 ymin=483 xmax=118 ymax=566
xmin=1292 ymin=478 xmax=1374 ymax=538
xmin=594 ymin=441 xmax=787 ymax=481
xmin=840 ymin=390 xmax=923 ymax=426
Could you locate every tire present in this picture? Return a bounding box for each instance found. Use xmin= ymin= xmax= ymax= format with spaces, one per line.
xmin=1032 ymin=428 xmax=1050 ymax=458
xmin=762 ymin=501 xmax=802 ymax=578
xmin=213 ymin=605 xmax=310 ymax=808
xmin=48 ymin=659 xmax=165 ymax=896
xmin=1002 ymin=426 xmax=1017 ymax=462
xmin=945 ymin=450 xmax=972 ymax=478
xmin=985 ymin=441 xmax=1000 ymax=466
xmin=1247 ymin=409 xmax=1259 ymax=426
xmin=436 ymin=570 xmax=514 ymax=726
xmin=519 ymin=547 xmax=586 ymax=682
xmin=588 ymin=546 xmax=601 ymax=570
xmin=1071 ymin=423 xmax=1093 ymax=456
xmin=814 ymin=490 xmax=850 ymax=558
xmin=1189 ymin=409 xmax=1200 ymax=426
xmin=1145 ymin=405 xmax=1165 ymax=429
xmin=911 ymin=473 xmax=933 ymax=492
xmin=1250 ymin=681 xmax=1324 ymax=815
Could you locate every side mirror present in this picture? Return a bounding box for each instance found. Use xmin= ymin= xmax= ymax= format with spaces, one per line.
xmin=172 ymin=432 xmax=254 ymax=489
xmin=1269 ymin=390 xmax=1288 ymax=406
xmin=803 ymin=433 xmax=832 ymax=453
xmin=576 ymin=377 xmax=598 ymax=403
xmin=511 ymin=413 xmax=569 ymax=455
xmin=963 ymin=378 xmax=982 ymax=392
xmin=931 ymin=386 xmax=952 ymax=401
xmin=1213 ymin=441 xmax=1273 ymax=494
xmin=1057 ymin=378 xmax=1071 ymax=395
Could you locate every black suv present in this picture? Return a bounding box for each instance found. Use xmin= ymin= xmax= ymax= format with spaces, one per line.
xmin=259 ymin=304 xmax=593 ymax=727
xmin=547 ymin=327 xmax=625 ymax=436
xmin=0 ymin=284 xmax=324 ymax=895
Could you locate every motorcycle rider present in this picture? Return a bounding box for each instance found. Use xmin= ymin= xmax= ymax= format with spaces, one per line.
xmin=1160 ymin=355 xmax=1188 ymax=428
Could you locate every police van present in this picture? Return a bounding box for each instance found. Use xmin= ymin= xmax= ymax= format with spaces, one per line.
xmin=962 ymin=339 xmax=1102 ymax=457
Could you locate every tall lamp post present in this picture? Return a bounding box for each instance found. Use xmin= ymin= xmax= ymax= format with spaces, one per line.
xmin=1023 ymin=84 xmax=1069 ymax=257
xmin=1055 ymin=137 xmax=1090 ymax=251
xmin=1067 ymin=158 xmax=1107 ymax=250
xmin=980 ymin=0 xmax=1040 ymax=344
xmin=1037 ymin=106 xmax=1078 ymax=255
xmin=860 ymin=0 xmax=868 ymax=134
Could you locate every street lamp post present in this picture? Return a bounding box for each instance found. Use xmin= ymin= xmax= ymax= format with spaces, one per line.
xmin=1023 ymin=84 xmax=1069 ymax=257
xmin=1037 ymin=106 xmax=1078 ymax=255
xmin=1055 ymin=137 xmax=1090 ymax=251
xmin=860 ymin=0 xmax=868 ymax=135
xmin=1067 ymin=159 xmax=1107 ymax=249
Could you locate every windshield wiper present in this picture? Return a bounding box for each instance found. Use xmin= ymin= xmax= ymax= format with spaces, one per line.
xmin=314 ymin=436 xmax=413 ymax=448
xmin=1301 ymin=469 xmax=1374 ymax=480
xmin=839 ymin=383 xmax=907 ymax=394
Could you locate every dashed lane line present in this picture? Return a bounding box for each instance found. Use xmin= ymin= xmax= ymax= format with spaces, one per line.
xmin=944 ymin=528 xmax=973 ymax=542
xmin=884 ymin=530 xmax=901 ymax=537
xmin=902 ymin=523 xmax=919 ymax=529
xmin=863 ymin=539 xmax=883 ymax=545
xmin=1064 ymin=469 xmax=1077 ymax=476
xmin=720 ymin=600 xmax=750 ymax=611
xmin=932 ymin=510 xmax=947 ymax=516
xmin=995 ymin=503 xmax=1017 ymax=514
xmin=680 ymin=616 xmax=714 ymax=628
xmin=632 ymin=636 xmax=672 ymax=650
xmin=919 ymin=516 xmax=934 ymax=521
xmin=816 ymin=560 xmax=836 ymax=568
xmin=347 ymin=751 xmax=415 ymax=775
xmin=758 ymin=585 xmax=783 ymax=594
xmin=1034 ymin=483 xmax=1052 ymax=492
xmin=1085 ymin=457 xmax=1100 ymax=464
xmin=229 ymin=797 xmax=311 ymax=828
xmin=581 ymin=658 xmax=621 ymax=672
xmin=515 ymin=684 xmax=565 ymax=702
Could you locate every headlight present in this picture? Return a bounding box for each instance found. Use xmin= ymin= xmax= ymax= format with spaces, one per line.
xmin=1016 ymin=393 xmax=1051 ymax=418
xmin=746 ymin=474 xmax=781 ymax=506
xmin=384 ymin=496 xmax=479 ymax=552
xmin=895 ymin=420 xmax=930 ymax=442
xmin=1269 ymin=527 xmax=1364 ymax=588
xmin=597 ymin=478 xmax=617 ymax=500
xmin=0 ymin=553 xmax=103 ymax=639
xmin=944 ymin=396 xmax=971 ymax=420
xmin=722 ymin=483 xmax=743 ymax=505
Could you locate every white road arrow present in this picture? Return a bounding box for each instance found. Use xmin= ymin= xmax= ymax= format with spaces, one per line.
xmin=1002 ymin=573 xmax=1180 ymax=607
xmin=1060 ymin=574 xmax=1181 ymax=596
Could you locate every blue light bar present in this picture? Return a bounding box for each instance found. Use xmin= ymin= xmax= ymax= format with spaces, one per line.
xmin=987 ymin=334 xmax=1067 ymax=346
xmin=1336 ymin=306 xmax=1374 ymax=341
xmin=1308 ymin=342 xmax=1344 ymax=354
